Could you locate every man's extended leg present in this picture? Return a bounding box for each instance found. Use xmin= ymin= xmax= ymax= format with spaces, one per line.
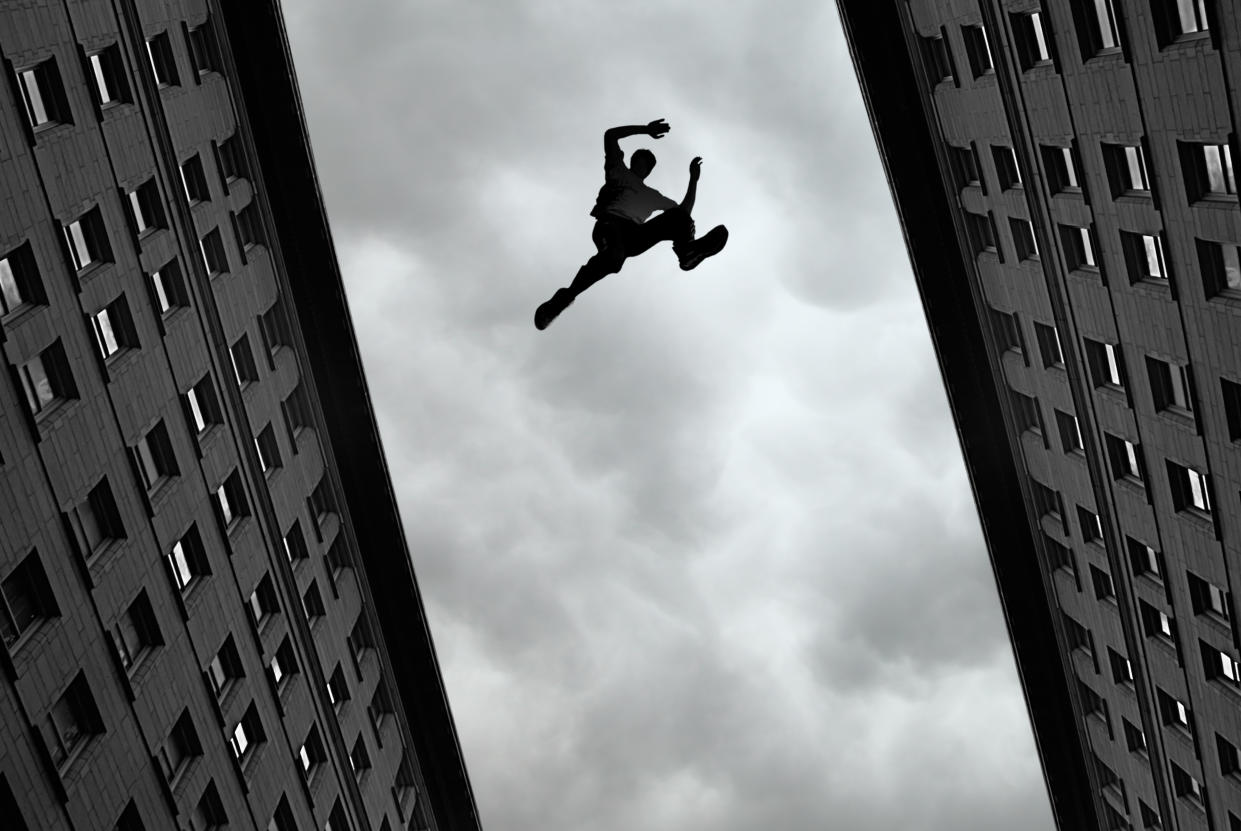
xmin=534 ymin=222 xmax=628 ymax=330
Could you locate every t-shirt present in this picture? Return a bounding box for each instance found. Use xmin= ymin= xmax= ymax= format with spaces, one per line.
xmin=591 ymin=143 xmax=678 ymax=223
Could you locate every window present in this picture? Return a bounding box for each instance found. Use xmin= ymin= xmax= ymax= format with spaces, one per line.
xmin=166 ymin=526 xmax=209 ymax=593
xmin=920 ymin=32 xmax=955 ymax=85
xmin=989 ymin=308 xmax=1023 ymax=354
xmin=299 ymin=727 xmax=326 ymax=781
xmin=269 ymin=637 xmax=296 ymax=689
xmin=127 ymin=179 xmax=165 ymax=236
xmin=133 ymin=420 xmax=177 ymax=492
xmin=966 ymin=211 xmax=997 ymax=256
xmin=1044 ymin=535 xmax=1077 ymax=580
xmin=1109 ymin=647 xmax=1134 ymax=685
xmin=1181 ymin=141 xmax=1236 ymax=201
xmin=1142 ymin=600 xmax=1176 ymax=641
xmin=349 ymin=614 xmax=375 ymax=667
xmin=311 ymin=479 xmax=337 ymax=527
xmin=20 ymin=340 xmax=76 ymax=417
xmin=1055 ymin=410 xmax=1085 ymax=454
xmin=259 ymin=298 xmax=293 ymax=356
xmin=1127 ymin=538 xmax=1162 ymax=581
xmin=1009 ymin=391 xmax=1041 ymax=436
xmin=283 ymin=522 xmax=308 ymax=566
xmin=1153 ymin=0 xmax=1211 ymax=46
xmin=1031 ymin=480 xmax=1064 ymax=525
xmin=191 ymin=781 xmax=227 ymax=831
xmin=268 ymin=797 xmax=296 ymax=831
xmin=218 ymin=134 xmax=248 ymax=182
xmin=1060 ymin=224 xmax=1097 ymax=270
xmin=1139 ymin=802 xmax=1161 ymax=830
xmin=1202 ymin=641 xmax=1241 ymax=688
xmin=1072 ymin=0 xmax=1122 ymax=58
xmin=992 ymin=146 xmax=1021 ymax=190
xmin=327 ymin=664 xmax=350 ymax=709
xmin=70 ymin=478 xmax=125 ymax=558
xmin=1091 ymin=564 xmax=1116 ymax=601
xmin=1147 ymin=357 xmax=1193 ymax=413
xmin=230 ymin=334 xmax=258 ymax=388
xmin=1120 ymin=231 xmax=1168 ymax=283
xmin=1168 ymin=461 xmax=1212 ymax=514
xmin=151 ymin=260 xmax=188 ymax=314
xmin=158 ymin=710 xmax=201 ymax=785
xmin=87 ymin=45 xmax=130 ymax=107
xmin=326 ymin=800 xmax=349 ymax=831
xmin=235 ymin=203 xmax=263 ymax=250
xmin=948 ymin=144 xmax=981 ymax=192
xmin=214 ymin=470 xmax=248 ymax=529
xmin=1124 ymin=719 xmax=1147 ymax=754
xmin=1195 ymin=238 xmax=1241 ymax=298
xmin=110 ymin=590 xmax=161 ymax=672
xmin=0 ymin=777 xmax=30 ymax=831
xmin=146 ymin=32 xmax=179 ymax=87
xmin=1223 ymin=378 xmax=1241 ymax=440
xmin=1171 ymin=762 xmax=1204 ymax=805
xmin=181 ymin=155 xmax=210 ymax=204
xmin=349 ymin=735 xmax=371 ymax=779
xmin=1042 ymin=145 xmax=1081 ymax=194
xmin=369 ymin=678 xmax=394 ymax=733
xmin=1 ymin=551 xmax=58 ymax=648
xmin=185 ymin=375 xmax=223 ymax=434
xmin=327 ymin=537 xmax=353 ymax=577
xmin=1010 ymin=219 xmax=1038 ymax=260
xmin=1013 ymin=11 xmax=1052 ymax=69
xmin=1105 ymin=434 xmax=1144 ymax=481
xmin=1103 ymin=143 xmax=1151 ymax=197
xmin=200 ymin=229 xmax=228 ymax=276
xmin=17 ymin=58 xmax=71 ymax=129
xmin=91 ymin=295 xmax=139 ymax=361
xmin=962 ymin=24 xmax=993 ymax=78
xmin=1064 ymin=614 xmax=1091 ymax=655
xmin=1158 ymin=688 xmax=1191 ymax=730
xmin=1079 ymin=507 xmax=1104 ymax=544
xmin=1084 ymin=339 xmax=1125 ymax=389
xmin=63 ymin=207 xmax=111 ymax=272
xmin=206 ymin=636 xmax=243 ymax=700
xmin=1078 ymin=679 xmax=1107 ymax=722
xmin=229 ymin=703 xmax=263 ymax=763
xmin=247 ymin=575 xmax=279 ymax=628
xmin=188 ymin=21 xmax=221 ymax=76
xmin=1189 ymin=572 xmax=1231 ymax=620
xmin=0 ymin=242 xmax=44 ymax=314
xmin=1035 ymin=322 xmax=1065 ymax=368
xmin=395 ymin=751 xmax=418 ymax=818
xmin=282 ymin=382 xmax=312 ymax=436
xmin=302 ymin=581 xmax=325 ymax=625
xmin=44 ymin=673 xmax=102 ymax=768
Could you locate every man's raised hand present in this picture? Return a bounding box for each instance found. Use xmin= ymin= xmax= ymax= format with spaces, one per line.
xmin=647 ymin=119 xmax=670 ymax=139
xmin=689 ymin=156 xmax=702 ymax=180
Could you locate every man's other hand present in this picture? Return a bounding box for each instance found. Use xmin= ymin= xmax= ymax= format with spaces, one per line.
xmin=647 ymin=119 xmax=670 ymax=138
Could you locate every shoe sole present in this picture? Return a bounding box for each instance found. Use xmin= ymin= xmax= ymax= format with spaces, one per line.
xmin=680 ymin=226 xmax=729 ymax=271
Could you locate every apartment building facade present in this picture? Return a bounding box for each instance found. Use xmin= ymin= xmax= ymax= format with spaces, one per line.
xmin=0 ymin=1 xmax=479 ymax=830
xmin=840 ymin=0 xmax=1241 ymax=829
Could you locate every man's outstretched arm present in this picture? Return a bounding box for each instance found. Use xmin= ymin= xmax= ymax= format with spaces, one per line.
xmin=680 ymin=156 xmax=702 ymax=215
xmin=604 ymin=119 xmax=669 ymax=158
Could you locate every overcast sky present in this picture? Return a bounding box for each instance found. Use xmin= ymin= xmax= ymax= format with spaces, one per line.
xmin=282 ymin=2 xmax=1055 ymax=829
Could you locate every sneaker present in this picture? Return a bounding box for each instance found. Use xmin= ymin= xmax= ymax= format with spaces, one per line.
xmin=678 ymin=225 xmax=729 ymax=271
xmin=534 ymin=288 xmax=575 ymax=330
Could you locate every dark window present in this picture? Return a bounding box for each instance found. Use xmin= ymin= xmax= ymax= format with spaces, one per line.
xmin=966 ymin=211 xmax=997 ymax=255
xmin=992 ymin=145 xmax=1022 ymax=190
xmin=166 ymin=526 xmax=210 ymax=594
xmin=349 ymin=735 xmax=371 ymax=780
xmin=283 ymin=521 xmax=308 ymax=566
xmin=114 ymin=801 xmax=146 ymax=831
xmin=1078 ymin=507 xmax=1104 ymax=544
xmin=1152 ymin=0 xmax=1211 ymax=47
xmin=229 ymin=703 xmax=264 ymax=763
xmin=63 ymin=206 xmax=112 ymax=272
xmin=1180 ymin=140 xmax=1236 ymax=201
xmin=0 ymin=241 xmax=45 ymax=314
xmin=200 ymin=228 xmax=228 ymax=276
xmin=298 ymin=726 xmax=326 ymax=781
xmin=1158 ymin=688 xmax=1191 ymax=730
xmin=1034 ymin=321 xmax=1064 ymax=368
xmin=1196 ymin=237 xmax=1241 ymax=298
xmin=236 ymin=203 xmax=263 ymax=250
xmin=192 ymin=781 xmax=227 ymax=830
xmin=1167 ymin=461 xmax=1212 ymax=514
xmin=1223 ymin=377 xmax=1241 ymax=440
xmin=230 ymin=334 xmax=258 ymax=388
xmin=1 ymin=551 xmax=58 ymax=648
xmin=1060 ymin=224 xmax=1097 ymax=270
xmin=259 ymin=297 xmax=292 ymax=355
xmin=1055 ymin=409 xmax=1084 ymax=453
xmin=110 ymin=590 xmax=161 ymax=672
xmin=1120 ymin=231 xmax=1168 ymax=283
xmin=133 ymin=420 xmax=177 ymax=492
xmin=88 ymin=44 xmax=131 ymax=106
xmin=326 ymin=800 xmax=349 ymax=831
xmin=1042 ymin=144 xmax=1081 ymax=194
xmin=311 ymin=478 xmax=337 ymax=527
xmin=947 ymin=144 xmax=981 ymax=191
xmin=0 ymin=776 xmax=30 ymax=831
xmin=1071 ymin=0 xmax=1123 ymax=59
xmin=146 ymin=32 xmax=179 ymax=86
xmin=1221 ymin=735 xmax=1241 ymax=779
xmin=349 ymin=614 xmax=375 ymax=667
xmin=218 ymin=134 xmax=248 ymax=182
xmin=151 ymin=259 xmax=188 ymax=315
xmin=158 ymin=710 xmax=201 ymax=785
xmin=127 ymin=179 xmax=165 ymax=236
xmin=1140 ymin=802 xmax=1161 ymax=829
xmin=1188 ymin=571 xmax=1231 ymax=620
xmin=1102 ymin=142 xmax=1151 ymax=197
xmin=91 ymin=294 xmax=140 ymax=361
xmin=282 ymin=382 xmax=312 ymax=436
xmin=920 ymin=33 xmax=954 ymax=85
xmin=1084 ymin=339 xmax=1126 ymax=389
xmin=1104 ymin=434 xmax=1144 ymax=481
xmin=302 ymin=581 xmax=325 ymax=625
xmin=1171 ymin=762 xmax=1204 ymax=805
xmin=252 ymin=424 xmax=280 ymax=475
xmin=327 ymin=664 xmax=350 ymax=709
xmin=1044 ymin=535 xmax=1077 ymax=579
xmin=1010 ymin=218 xmax=1038 ymax=260
xmin=269 ymin=637 xmax=297 ymax=690
xmin=369 ymin=677 xmax=394 ymax=732
xmin=327 ymin=537 xmax=353 ymax=578
xmin=185 ymin=375 xmax=223 ymax=434
xmin=1147 ymin=357 xmax=1193 ymax=413
xmin=1142 ymin=600 xmax=1177 ymax=642
xmin=989 ymin=308 xmax=1023 ymax=353
xmin=214 ymin=470 xmax=248 ymax=529
xmin=20 ymin=340 xmax=77 ymax=416
xmin=1201 ymin=640 xmax=1241 ymax=688
xmin=17 ymin=58 xmax=72 ymax=129
xmin=247 ymin=575 xmax=279 ymax=628
xmin=1064 ymin=613 xmax=1090 ymax=653
xmin=1091 ymin=564 xmax=1116 ymax=600
xmin=268 ymin=797 xmax=296 ymax=831
xmin=1109 ymin=647 xmax=1133 ymax=685
xmin=1012 ymin=10 xmax=1053 ymax=69
xmin=188 ymin=21 xmax=221 ymax=76
xmin=961 ymin=24 xmax=993 ymax=77
xmin=44 ymin=672 xmax=102 ymax=768
xmin=1031 ymin=480 xmax=1064 ymax=524
xmin=1009 ymin=390 xmax=1041 ymax=436
xmin=1127 ymin=538 xmax=1162 ymax=582
xmin=181 ymin=155 xmax=210 ymax=204
xmin=206 ymin=635 xmax=243 ymax=700
xmin=71 ymin=478 xmax=125 ymax=558
xmin=395 ymin=751 xmax=418 ymax=819
xmin=1124 ymin=719 xmax=1147 ymax=754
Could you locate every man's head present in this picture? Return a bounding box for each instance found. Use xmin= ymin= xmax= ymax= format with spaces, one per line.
xmin=629 ymin=148 xmax=656 ymax=180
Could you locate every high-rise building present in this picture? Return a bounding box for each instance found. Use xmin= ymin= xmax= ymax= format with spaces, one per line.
xmin=840 ymin=1 xmax=1241 ymax=829
xmin=0 ymin=2 xmax=479 ymax=830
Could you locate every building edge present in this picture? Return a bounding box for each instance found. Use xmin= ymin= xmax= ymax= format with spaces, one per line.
xmin=834 ymin=1 xmax=1097 ymax=828
xmin=215 ymin=3 xmax=482 ymax=830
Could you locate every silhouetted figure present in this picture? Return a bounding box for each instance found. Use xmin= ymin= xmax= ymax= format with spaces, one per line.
xmin=534 ymin=119 xmax=728 ymax=330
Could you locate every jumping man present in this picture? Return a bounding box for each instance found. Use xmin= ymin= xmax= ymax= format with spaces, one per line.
xmin=534 ymin=118 xmax=728 ymax=330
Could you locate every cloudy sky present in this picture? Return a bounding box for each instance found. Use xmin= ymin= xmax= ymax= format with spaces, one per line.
xmin=281 ymin=2 xmax=1054 ymax=829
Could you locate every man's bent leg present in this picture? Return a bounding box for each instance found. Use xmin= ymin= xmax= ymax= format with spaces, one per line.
xmin=627 ymin=207 xmax=695 ymax=258
xmin=534 ymin=223 xmax=627 ymax=330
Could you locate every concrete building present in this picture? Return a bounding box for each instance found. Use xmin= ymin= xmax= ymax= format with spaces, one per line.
xmin=0 ymin=1 xmax=479 ymax=829
xmin=840 ymin=1 xmax=1241 ymax=829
